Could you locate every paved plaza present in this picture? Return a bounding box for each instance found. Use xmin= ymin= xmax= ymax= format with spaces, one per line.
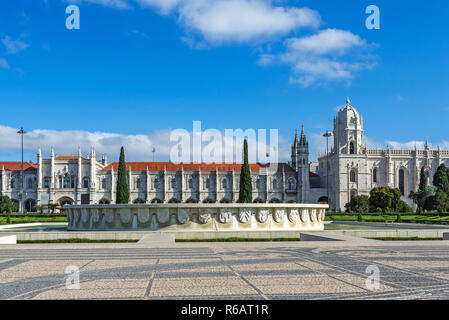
xmin=0 ymin=241 xmax=449 ymax=300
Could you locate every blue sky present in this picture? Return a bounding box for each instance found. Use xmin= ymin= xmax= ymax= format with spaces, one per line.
xmin=0 ymin=0 xmax=448 ymax=163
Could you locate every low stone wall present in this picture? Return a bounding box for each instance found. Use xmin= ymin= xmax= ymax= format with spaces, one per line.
xmin=65 ymin=203 xmax=328 ymax=232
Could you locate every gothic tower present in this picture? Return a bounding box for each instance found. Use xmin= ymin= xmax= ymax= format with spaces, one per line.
xmin=291 ymin=125 xmax=310 ymax=203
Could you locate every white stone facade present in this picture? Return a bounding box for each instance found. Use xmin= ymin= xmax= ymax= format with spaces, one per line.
xmin=317 ymin=99 xmax=449 ymax=211
xmin=2 ymin=98 xmax=446 ymax=212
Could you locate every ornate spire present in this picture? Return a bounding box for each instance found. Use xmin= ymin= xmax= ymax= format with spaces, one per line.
xmin=299 ymin=124 xmax=307 ymax=146
xmin=293 ymin=128 xmax=299 ymax=146
xmin=425 ymin=137 xmax=430 ymax=151
xmin=346 ymin=97 xmax=350 ymax=105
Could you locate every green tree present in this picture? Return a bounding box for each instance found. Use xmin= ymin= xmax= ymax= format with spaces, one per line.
xmin=433 ymin=164 xmax=449 ymax=194
xmin=116 ymin=146 xmax=130 ymax=204
xmin=369 ymin=186 xmax=402 ymax=212
xmin=419 ymin=166 xmax=427 ymax=191
xmin=344 ymin=195 xmax=369 ymax=213
xmin=47 ymin=203 xmax=58 ymax=214
xmin=238 ymin=139 xmax=252 ymax=203
xmin=0 ymin=195 xmax=16 ymax=213
xmin=409 ymin=186 xmax=436 ymax=213
xmin=429 ymin=189 xmax=449 ymax=213
xmin=397 ymin=200 xmax=413 ymax=213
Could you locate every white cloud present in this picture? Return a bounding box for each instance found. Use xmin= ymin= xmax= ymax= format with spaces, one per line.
xmin=0 ymin=124 xmax=292 ymax=163
xmin=284 ymin=29 xmax=365 ymax=55
xmin=271 ymin=29 xmax=375 ymax=86
xmin=177 ymin=0 xmax=321 ymax=45
xmin=1 ymin=36 xmax=29 ymax=54
xmin=0 ymin=58 xmax=9 ymax=69
xmin=136 ymin=0 xmax=182 ymax=14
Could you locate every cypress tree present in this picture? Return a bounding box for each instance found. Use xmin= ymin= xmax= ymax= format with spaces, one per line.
xmin=419 ymin=167 xmax=427 ymax=191
xmin=433 ymin=164 xmax=449 ymax=194
xmin=238 ymin=139 xmax=252 ymax=203
xmin=116 ymin=146 xmax=129 ymax=204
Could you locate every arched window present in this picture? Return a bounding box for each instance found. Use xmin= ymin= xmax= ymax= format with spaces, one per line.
xmin=27 ymin=178 xmax=33 ymax=189
xmin=373 ymin=168 xmax=378 ymax=183
xmin=350 ymin=142 xmax=355 ymax=154
xmin=101 ymin=178 xmax=107 ymax=189
xmin=350 ymin=170 xmax=357 ymax=183
xmin=154 ymin=178 xmax=159 ymax=189
xmin=256 ymin=179 xmax=261 ymax=189
xmin=188 ymin=178 xmax=193 ymax=189
xmin=272 ymin=179 xmax=277 ymax=190
xmin=171 ymin=178 xmax=176 ymax=189
xmin=43 ymin=177 xmax=50 ymax=189
xmin=222 ymin=178 xmax=227 ymax=189
xmin=287 ymin=178 xmax=296 ymax=190
xmin=135 ymin=177 xmax=141 ymax=189
xmin=205 ymin=178 xmax=210 ymax=189
xmin=83 ymin=177 xmax=89 ymax=189
xmin=10 ymin=178 xmax=15 ymax=189
xmin=61 ymin=175 xmax=75 ymax=189
xmin=399 ymin=169 xmax=405 ymax=196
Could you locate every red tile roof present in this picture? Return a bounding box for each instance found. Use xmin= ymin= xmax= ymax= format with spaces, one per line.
xmin=0 ymin=162 xmax=37 ymax=171
xmin=101 ymin=162 xmax=295 ymax=173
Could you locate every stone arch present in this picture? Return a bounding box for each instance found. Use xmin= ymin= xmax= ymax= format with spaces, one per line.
xmin=372 ymin=167 xmax=379 ymax=183
xmin=253 ymin=198 xmax=264 ymax=203
xmin=133 ymin=198 xmax=146 ymax=204
xmin=186 ymin=198 xmax=198 ymax=203
xmin=168 ymin=198 xmax=180 ymax=203
xmin=220 ymin=198 xmax=231 ymax=203
xmin=269 ymin=198 xmax=281 ymax=203
xmin=350 ymin=169 xmax=357 ymax=183
xmin=151 ymin=198 xmax=163 ymax=203
xmin=317 ymin=196 xmax=328 ymax=204
xmin=98 ymin=198 xmax=110 ymax=204
xmin=24 ymin=198 xmax=36 ymax=212
xmin=57 ymin=196 xmax=74 ymax=207
xmin=202 ymin=198 xmax=215 ymax=203
xmin=398 ymin=167 xmax=409 ymax=196
xmin=349 ymin=141 xmax=355 ymax=154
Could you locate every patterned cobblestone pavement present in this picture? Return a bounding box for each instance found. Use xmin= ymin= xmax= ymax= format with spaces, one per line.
xmin=0 ymin=242 xmax=448 ymax=300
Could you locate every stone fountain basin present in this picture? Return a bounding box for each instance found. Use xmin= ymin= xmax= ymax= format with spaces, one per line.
xmin=65 ymin=203 xmax=328 ymax=232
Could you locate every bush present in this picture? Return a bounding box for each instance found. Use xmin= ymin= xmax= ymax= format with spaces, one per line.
xmin=357 ymin=212 xmax=363 ymax=222
xmin=369 ymin=186 xmax=402 ymax=212
xmin=345 ymin=195 xmax=370 ymax=213
xmin=397 ymin=200 xmax=413 ymax=213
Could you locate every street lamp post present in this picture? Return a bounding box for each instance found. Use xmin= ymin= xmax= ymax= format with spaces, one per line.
xmin=323 ymin=130 xmax=332 ymax=210
xmin=17 ymin=127 xmax=27 ymax=214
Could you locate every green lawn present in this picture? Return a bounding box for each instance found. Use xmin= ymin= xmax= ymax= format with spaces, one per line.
xmin=325 ymin=214 xmax=449 ymax=224
xmin=0 ymin=216 xmax=67 ymax=225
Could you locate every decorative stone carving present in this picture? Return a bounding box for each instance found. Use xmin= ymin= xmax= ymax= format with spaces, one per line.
xmin=218 ymin=209 xmax=232 ymax=224
xmin=156 ymin=208 xmax=170 ymax=224
xmin=300 ymin=208 xmax=309 ymax=222
xmin=137 ymin=208 xmax=150 ymax=224
xmin=66 ymin=204 xmax=327 ymax=232
xmin=310 ymin=209 xmax=316 ymax=222
xmin=81 ymin=209 xmax=89 ymax=224
xmin=273 ymin=208 xmax=284 ymax=223
xmin=198 ymin=210 xmax=212 ymax=224
xmin=177 ymin=209 xmax=189 ymax=224
xmin=74 ymin=210 xmax=81 ymax=223
xmin=91 ymin=209 xmax=100 ymax=223
xmin=257 ymin=209 xmax=269 ymax=223
xmin=288 ymin=209 xmax=299 ymax=223
xmin=239 ymin=208 xmax=251 ymax=223
xmin=104 ymin=209 xmax=115 ymax=224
